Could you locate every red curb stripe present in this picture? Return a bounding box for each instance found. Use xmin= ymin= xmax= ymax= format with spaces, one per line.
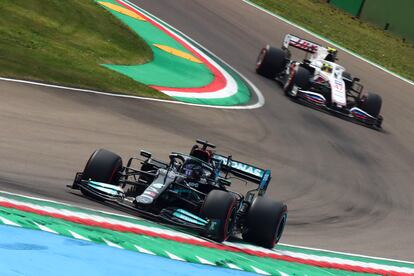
xmin=115 ymin=0 xmax=227 ymax=94
xmin=0 ymin=201 xmax=410 ymax=276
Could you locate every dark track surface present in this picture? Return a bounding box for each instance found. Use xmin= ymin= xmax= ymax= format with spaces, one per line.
xmin=1 ymin=0 xmax=413 ymax=260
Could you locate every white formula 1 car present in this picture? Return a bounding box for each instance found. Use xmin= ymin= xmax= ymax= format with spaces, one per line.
xmin=256 ymin=34 xmax=383 ymax=129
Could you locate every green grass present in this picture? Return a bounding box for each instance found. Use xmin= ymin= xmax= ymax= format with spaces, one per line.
xmin=0 ymin=0 xmax=170 ymax=99
xmin=251 ymin=0 xmax=414 ymax=81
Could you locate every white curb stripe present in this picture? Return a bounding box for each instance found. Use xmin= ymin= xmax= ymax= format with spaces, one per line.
xmin=0 ymin=216 xmax=20 ymax=227
xmin=68 ymin=230 xmax=90 ymax=241
xmin=243 ymin=0 xmax=414 ymax=86
xmin=33 ymin=222 xmax=58 ymax=234
xmin=275 ymin=250 xmax=414 ymax=274
xmin=251 ymin=266 xmax=271 ymax=275
xmin=103 ymin=238 xmax=123 ymax=249
xmin=196 ymin=256 xmax=215 ymax=265
xmin=165 ymin=251 xmax=186 ymax=262
xmin=134 ymin=245 xmax=156 ymax=255
xmin=226 ymin=263 xmax=243 ymax=270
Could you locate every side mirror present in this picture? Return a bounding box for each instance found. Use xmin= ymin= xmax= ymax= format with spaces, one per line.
xmin=218 ymin=178 xmax=231 ymax=187
xmin=353 ymin=77 xmax=360 ymax=82
xmin=140 ymin=150 xmax=152 ymax=159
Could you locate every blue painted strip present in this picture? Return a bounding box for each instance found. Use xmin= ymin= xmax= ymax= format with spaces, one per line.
xmin=0 ymin=225 xmax=254 ymax=276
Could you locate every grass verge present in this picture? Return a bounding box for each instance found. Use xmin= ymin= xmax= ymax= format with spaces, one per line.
xmin=0 ymin=0 xmax=170 ymax=99
xmin=250 ymin=0 xmax=414 ymax=82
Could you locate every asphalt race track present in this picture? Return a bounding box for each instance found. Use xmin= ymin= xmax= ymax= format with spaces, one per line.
xmin=1 ymin=0 xmax=413 ymax=260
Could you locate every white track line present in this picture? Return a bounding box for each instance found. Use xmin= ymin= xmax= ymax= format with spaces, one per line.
xmin=243 ymin=0 xmax=414 ymax=86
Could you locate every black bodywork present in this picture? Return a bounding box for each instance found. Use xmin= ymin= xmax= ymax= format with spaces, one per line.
xmin=68 ymin=140 xmax=287 ymax=247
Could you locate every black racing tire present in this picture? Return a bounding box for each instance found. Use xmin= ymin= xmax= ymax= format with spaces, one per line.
xmin=82 ymin=149 xmax=123 ymax=185
xmin=200 ymin=190 xmax=237 ymax=242
xmin=284 ymin=66 xmax=311 ymax=97
xmin=358 ymin=92 xmax=382 ymax=118
xmin=256 ymin=45 xmax=287 ymax=79
xmin=242 ymin=197 xmax=287 ymax=248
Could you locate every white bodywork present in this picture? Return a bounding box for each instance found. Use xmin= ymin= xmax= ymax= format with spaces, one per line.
xmin=284 ymin=34 xmax=348 ymax=107
xmin=310 ymin=60 xmax=347 ymax=106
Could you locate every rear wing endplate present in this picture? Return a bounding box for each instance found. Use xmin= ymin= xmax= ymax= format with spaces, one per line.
xmin=213 ymin=154 xmax=271 ymax=194
xmin=283 ymin=34 xmax=321 ymax=54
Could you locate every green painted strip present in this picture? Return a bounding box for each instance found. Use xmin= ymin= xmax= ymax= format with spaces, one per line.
xmin=173 ymin=53 xmax=251 ymax=106
xmin=96 ymin=0 xmax=254 ymax=106
xmin=98 ymin=0 xmax=213 ymax=89
xmin=0 ymin=206 xmax=377 ymax=276
xmin=125 ymin=0 xmax=253 ymax=106
xmin=1 ymin=191 xmax=414 ymax=276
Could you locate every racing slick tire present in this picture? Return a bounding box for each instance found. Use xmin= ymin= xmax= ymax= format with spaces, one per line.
xmin=200 ymin=190 xmax=237 ymax=242
xmin=256 ymin=45 xmax=287 ymax=79
xmin=284 ymin=66 xmax=311 ymax=98
xmin=81 ymin=149 xmax=123 ymax=198
xmin=242 ymin=197 xmax=287 ymax=248
xmin=358 ymin=92 xmax=382 ymax=118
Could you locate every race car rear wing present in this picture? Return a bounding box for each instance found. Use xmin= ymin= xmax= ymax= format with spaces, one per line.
xmin=283 ymin=34 xmax=321 ymax=54
xmin=213 ymin=154 xmax=271 ymax=195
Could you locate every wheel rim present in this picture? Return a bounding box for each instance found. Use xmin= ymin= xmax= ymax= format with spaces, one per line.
xmin=274 ymin=213 xmax=287 ymax=244
xmin=223 ymin=202 xmax=237 ymax=241
xmin=284 ymin=65 xmax=296 ymax=92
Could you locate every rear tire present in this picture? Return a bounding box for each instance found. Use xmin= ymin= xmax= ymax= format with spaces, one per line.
xmin=256 ymin=45 xmax=287 ymax=79
xmin=358 ymin=92 xmax=382 ymax=118
xmin=81 ymin=149 xmax=123 ymax=197
xmin=200 ymin=190 xmax=237 ymax=242
xmin=284 ymin=66 xmax=311 ymax=97
xmin=242 ymin=197 xmax=287 ymax=248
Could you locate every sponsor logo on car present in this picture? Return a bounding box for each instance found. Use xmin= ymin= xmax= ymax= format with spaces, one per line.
xmin=214 ymin=155 xmax=264 ymax=178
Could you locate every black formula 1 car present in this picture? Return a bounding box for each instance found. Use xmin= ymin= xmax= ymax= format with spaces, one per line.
xmin=256 ymin=34 xmax=383 ymax=129
xmin=68 ymin=139 xmax=287 ymax=248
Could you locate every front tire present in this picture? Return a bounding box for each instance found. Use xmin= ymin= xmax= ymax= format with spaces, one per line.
xmin=242 ymin=197 xmax=287 ymax=248
xmin=358 ymin=92 xmax=382 ymax=118
xmin=200 ymin=190 xmax=237 ymax=242
xmin=81 ymin=149 xmax=123 ymax=197
xmin=284 ymin=66 xmax=311 ymax=98
xmin=256 ymin=45 xmax=287 ymax=79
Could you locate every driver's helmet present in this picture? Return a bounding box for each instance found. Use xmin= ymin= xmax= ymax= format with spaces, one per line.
xmin=321 ymin=63 xmax=333 ymax=73
xmin=182 ymin=159 xmax=203 ymax=181
xmin=325 ymin=47 xmax=338 ymax=62
xmin=190 ymin=145 xmax=212 ymax=163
